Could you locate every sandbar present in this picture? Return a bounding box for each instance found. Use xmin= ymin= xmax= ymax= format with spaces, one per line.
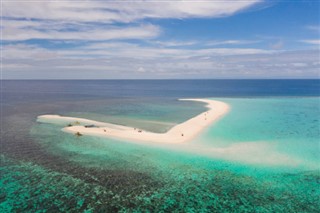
xmin=37 ymin=99 xmax=230 ymax=143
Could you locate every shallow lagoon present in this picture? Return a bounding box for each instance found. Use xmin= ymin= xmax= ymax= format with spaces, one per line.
xmin=1 ymin=80 xmax=319 ymax=212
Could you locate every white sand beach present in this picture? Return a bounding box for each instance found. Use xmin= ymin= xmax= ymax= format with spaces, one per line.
xmin=37 ymin=99 xmax=230 ymax=143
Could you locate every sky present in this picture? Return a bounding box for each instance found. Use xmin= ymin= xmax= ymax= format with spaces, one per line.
xmin=1 ymin=0 xmax=320 ymax=79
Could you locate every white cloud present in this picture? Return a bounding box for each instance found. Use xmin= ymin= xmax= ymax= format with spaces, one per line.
xmin=206 ymin=40 xmax=260 ymax=46
xmin=291 ymin=63 xmax=307 ymax=67
xmin=2 ymin=1 xmax=262 ymax=42
xmin=3 ymin=43 xmax=319 ymax=79
xmin=3 ymin=1 xmax=262 ymax=23
xmin=306 ymin=25 xmax=320 ymax=32
xmin=151 ymin=40 xmax=198 ymax=47
xmin=137 ymin=67 xmax=146 ymax=73
xmin=270 ymin=40 xmax=284 ymax=50
xmin=2 ymin=22 xmax=160 ymax=41
xmin=300 ymin=40 xmax=320 ymax=45
xmin=3 ymin=44 xmax=59 ymax=59
xmin=13 ymin=41 xmax=267 ymax=62
xmin=71 ymin=41 xmax=272 ymax=57
xmin=2 ymin=1 xmax=318 ymax=79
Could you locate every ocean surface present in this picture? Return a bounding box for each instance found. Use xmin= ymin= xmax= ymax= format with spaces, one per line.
xmin=1 ymin=80 xmax=320 ymax=212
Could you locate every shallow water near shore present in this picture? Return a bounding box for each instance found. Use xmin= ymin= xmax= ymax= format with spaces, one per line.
xmin=1 ymin=80 xmax=320 ymax=212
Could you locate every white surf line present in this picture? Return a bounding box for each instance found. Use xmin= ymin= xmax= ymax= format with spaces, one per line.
xmin=37 ymin=99 xmax=230 ymax=143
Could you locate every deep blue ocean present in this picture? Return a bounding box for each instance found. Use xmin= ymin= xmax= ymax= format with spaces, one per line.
xmin=3 ymin=80 xmax=320 ymax=101
xmin=1 ymin=80 xmax=320 ymax=212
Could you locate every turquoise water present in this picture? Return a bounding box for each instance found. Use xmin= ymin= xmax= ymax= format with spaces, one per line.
xmin=198 ymin=98 xmax=320 ymax=170
xmin=2 ymin=97 xmax=318 ymax=212
xmin=1 ymin=94 xmax=320 ymax=211
xmin=31 ymin=97 xmax=319 ymax=172
xmin=2 ymin=152 xmax=319 ymax=212
xmin=65 ymin=98 xmax=206 ymax=133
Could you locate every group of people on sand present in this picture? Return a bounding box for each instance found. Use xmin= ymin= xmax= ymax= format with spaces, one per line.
xmin=73 ymin=109 xmax=211 ymax=139
xmin=204 ymin=111 xmax=210 ymax=120
xmin=73 ymin=111 xmax=212 ymax=138
xmin=75 ymin=125 xmax=146 ymax=137
xmin=134 ymin=128 xmax=143 ymax=133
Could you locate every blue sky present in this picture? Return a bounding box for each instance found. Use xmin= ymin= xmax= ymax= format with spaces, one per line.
xmin=2 ymin=0 xmax=319 ymax=79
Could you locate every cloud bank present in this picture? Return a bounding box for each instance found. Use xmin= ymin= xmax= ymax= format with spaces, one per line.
xmin=1 ymin=0 xmax=319 ymax=79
